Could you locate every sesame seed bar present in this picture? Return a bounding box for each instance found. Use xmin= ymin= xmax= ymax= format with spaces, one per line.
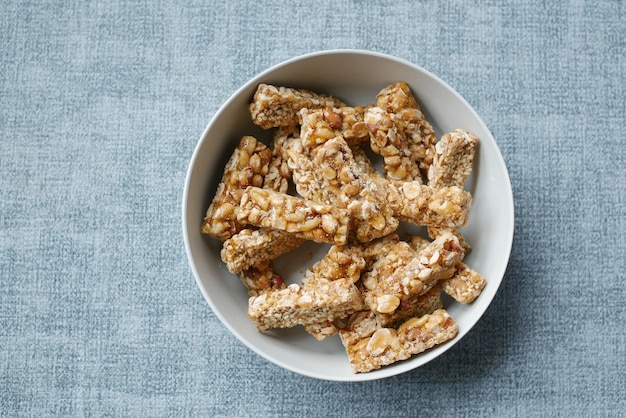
xmin=220 ymin=228 xmax=305 ymax=274
xmin=236 ymin=186 xmax=350 ymax=245
xmin=344 ymin=309 xmax=458 ymax=373
xmin=247 ymin=279 xmax=365 ymax=331
xmin=250 ymin=84 xmax=346 ymax=130
xmin=201 ymin=136 xmax=272 ymax=240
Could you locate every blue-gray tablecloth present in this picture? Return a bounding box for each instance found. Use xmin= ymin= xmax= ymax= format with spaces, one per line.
xmin=1 ymin=1 xmax=624 ymax=416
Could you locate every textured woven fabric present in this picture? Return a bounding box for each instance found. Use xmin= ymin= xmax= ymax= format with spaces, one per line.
xmin=1 ymin=0 xmax=624 ymax=416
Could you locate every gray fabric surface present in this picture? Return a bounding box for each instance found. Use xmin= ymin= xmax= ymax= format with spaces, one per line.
xmin=1 ymin=0 xmax=624 ymax=416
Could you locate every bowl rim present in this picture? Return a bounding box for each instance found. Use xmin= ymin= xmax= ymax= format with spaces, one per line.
xmin=182 ymin=49 xmax=515 ymax=381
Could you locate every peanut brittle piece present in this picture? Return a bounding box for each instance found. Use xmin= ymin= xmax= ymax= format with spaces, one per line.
xmin=361 ymin=233 xmax=464 ymax=314
xmin=201 ymin=136 xmax=272 ymax=240
xmin=438 ymin=262 xmax=487 ymax=304
xmin=302 ymin=245 xmax=367 ymax=341
xmin=250 ymin=84 xmax=346 ymax=129
xmin=237 ymin=186 xmax=350 ymax=245
xmin=365 ymin=106 xmax=422 ymax=182
xmin=406 ymin=234 xmax=486 ymax=304
xmin=376 ymin=82 xmax=421 ymax=113
xmin=238 ymin=259 xmax=285 ymax=297
xmin=344 ymin=309 xmax=458 ymax=373
xmin=339 ymin=287 xmax=442 ymax=347
xmin=338 ymin=105 xmax=372 ymax=146
xmin=398 ymin=309 xmax=458 ymax=359
xmin=220 ymin=228 xmax=305 ymax=274
xmin=289 ymin=126 xmax=398 ymax=242
xmin=396 ymin=107 xmax=437 ymax=177
xmin=299 ymin=107 xmax=345 ymax=149
xmin=426 ymin=128 xmax=478 ymax=252
xmin=284 ymin=136 xmax=328 ymax=203
xmin=247 ymin=278 xmax=364 ymax=331
xmin=303 ymin=244 xmax=367 ymax=285
xmin=313 ymin=136 xmax=399 ymax=242
xmin=428 ymin=129 xmax=478 ymax=189
xmin=427 ymin=226 xmax=471 ymax=254
xmin=382 ymin=287 xmax=443 ymax=329
xmin=375 ymin=82 xmax=437 ymax=178
xmin=386 ymin=181 xmax=472 ymax=227
xmin=263 ymin=126 xmax=299 ymax=194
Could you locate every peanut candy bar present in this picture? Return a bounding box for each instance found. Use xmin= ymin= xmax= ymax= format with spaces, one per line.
xmin=361 ymin=233 xmax=464 ymax=314
xmin=202 ymin=136 xmax=272 ymax=240
xmin=221 ymin=128 xmax=303 ymax=274
xmin=339 ymin=106 xmax=372 ymax=145
xmin=299 ymin=108 xmax=345 ymax=149
xmin=289 ymin=123 xmax=398 ymax=242
xmin=303 ymin=236 xmax=403 ymax=340
xmin=220 ymin=228 xmax=305 ymax=274
xmin=344 ymin=309 xmax=458 ymax=373
xmin=247 ymin=278 xmax=365 ymax=331
xmin=302 ymin=245 xmax=367 ymax=341
xmin=263 ymin=126 xmax=299 ymax=194
xmin=250 ymin=84 xmax=346 ymax=129
xmin=284 ymin=136 xmax=327 ymax=203
xmin=428 ymin=129 xmax=478 ymax=189
xmin=376 ymin=82 xmax=420 ymax=113
xmin=376 ymin=82 xmax=437 ymax=177
xmin=238 ymin=259 xmax=285 ymax=297
xmin=339 ymin=287 xmax=442 ymax=347
xmin=303 ymin=244 xmax=367 ymax=285
xmin=427 ymin=226 xmax=471 ymax=255
xmin=381 ymin=287 xmax=443 ymax=329
xmin=395 ymin=107 xmax=437 ymax=177
xmin=365 ymin=106 xmax=422 ymax=182
xmin=385 ymin=181 xmax=473 ymax=227
xmin=426 ymin=128 xmax=478 ymax=251
xmin=237 ymin=186 xmax=350 ymax=245
xmin=407 ymin=234 xmax=486 ymax=304
xmin=438 ymin=262 xmax=487 ymax=304
xmin=313 ymin=137 xmax=399 ymax=242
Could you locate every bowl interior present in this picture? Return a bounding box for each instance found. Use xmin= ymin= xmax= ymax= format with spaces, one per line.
xmin=183 ymin=50 xmax=514 ymax=381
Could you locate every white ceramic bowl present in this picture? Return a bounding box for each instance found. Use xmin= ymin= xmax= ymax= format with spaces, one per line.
xmin=182 ymin=50 xmax=514 ymax=381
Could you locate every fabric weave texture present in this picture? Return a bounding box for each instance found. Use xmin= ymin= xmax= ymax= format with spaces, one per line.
xmin=1 ymin=1 xmax=624 ymax=416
